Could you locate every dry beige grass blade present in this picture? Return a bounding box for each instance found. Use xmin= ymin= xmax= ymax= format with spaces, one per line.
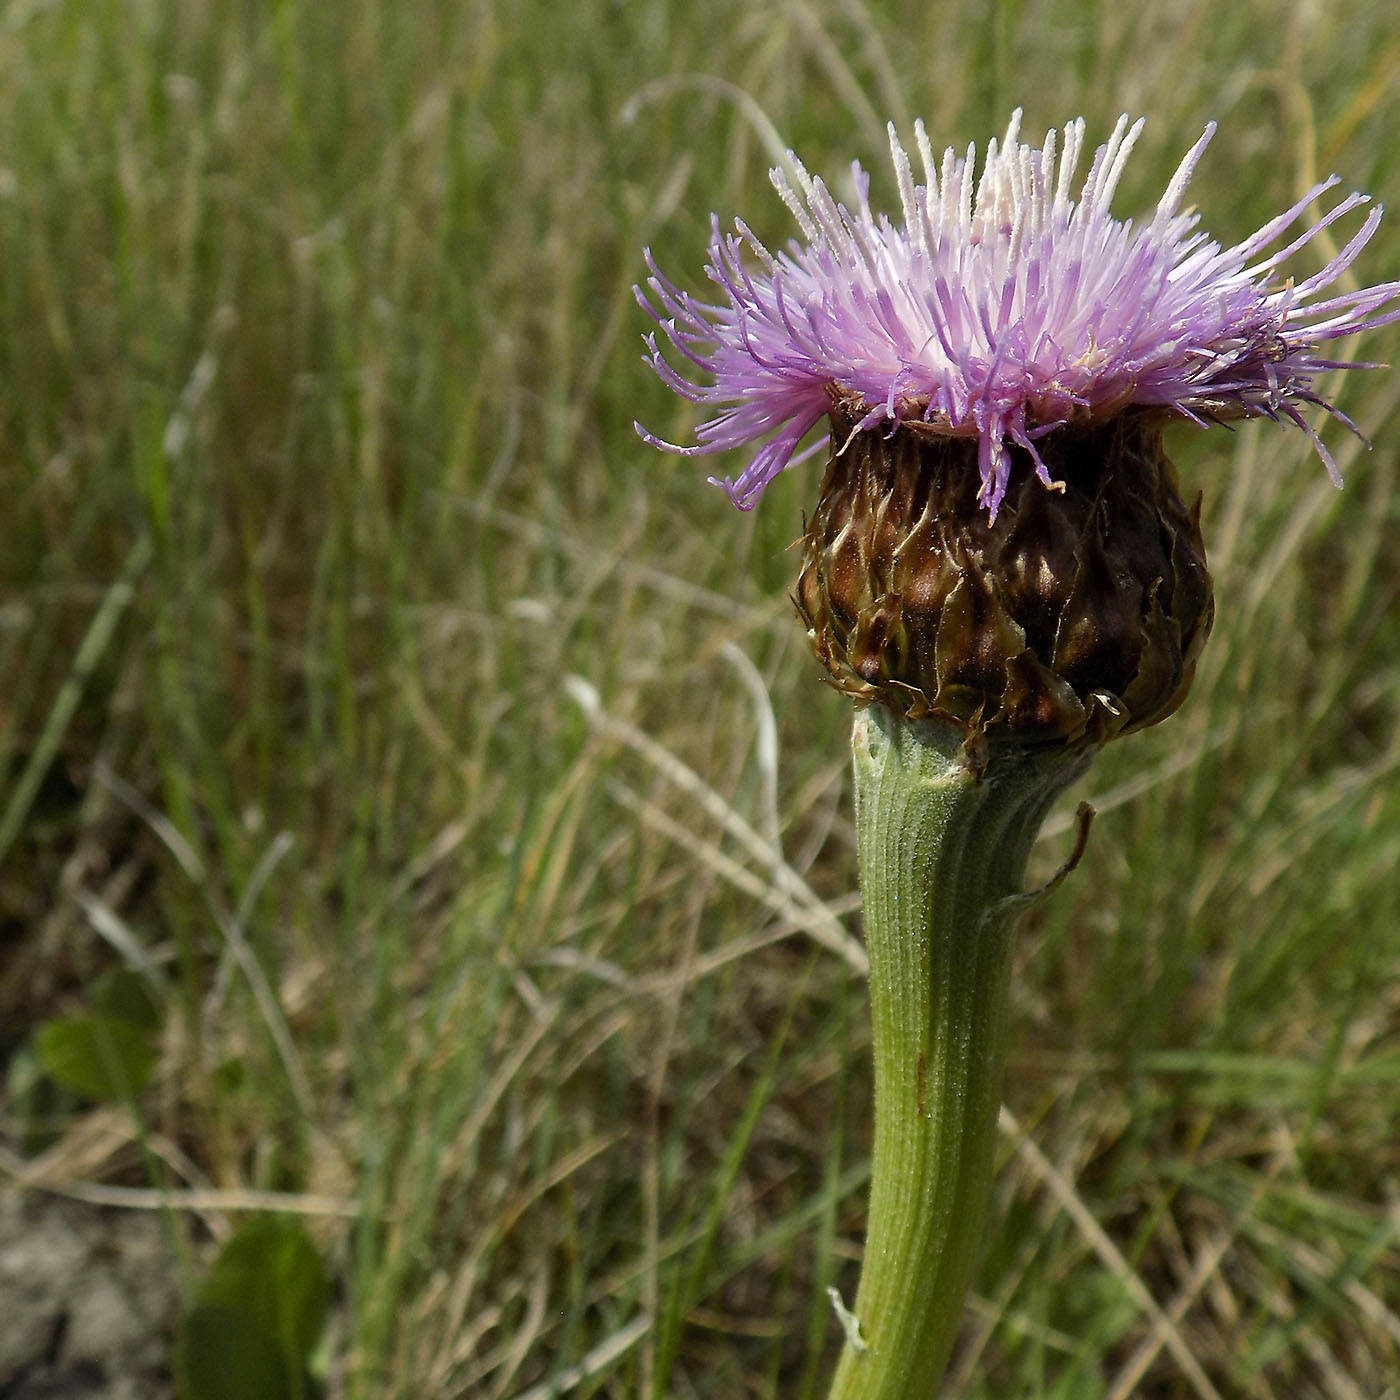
xmin=828 ymin=0 xmax=910 ymax=133
xmin=950 ymin=1155 xmax=1081 ymax=1388
xmin=607 ymin=779 xmax=866 ymax=974
xmin=486 ymin=1267 xmax=550 ymax=1400
xmin=456 ymin=496 xmax=778 ymax=629
xmin=619 ymin=72 xmax=794 ymax=175
xmin=438 ymin=1005 xmax=561 ymax=1183
xmin=1104 ymin=1146 xmax=1288 ymax=1400
xmin=1245 ymin=1215 xmax=1400 ymax=1351
xmin=569 ymin=676 xmax=866 ymax=973
xmin=1038 ymin=724 xmax=1235 ymax=841
xmin=0 ymin=1143 xmax=356 ymax=1220
xmin=93 ymin=760 xmax=318 ymax=1124
xmin=780 ymin=0 xmax=886 ymax=153
xmin=73 ymin=888 xmax=169 ymax=991
xmin=999 ymin=1106 xmax=1226 ymax=1400
xmin=504 ymin=1315 xmax=651 ymax=1400
xmin=719 ymin=642 xmax=781 ymax=859
xmin=628 ymin=891 xmax=865 ymax=997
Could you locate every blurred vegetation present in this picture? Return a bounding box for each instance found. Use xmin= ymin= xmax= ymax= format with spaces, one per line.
xmin=2 ymin=1 xmax=1399 ymax=1397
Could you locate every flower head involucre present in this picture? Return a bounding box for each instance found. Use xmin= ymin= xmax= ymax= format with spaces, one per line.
xmin=636 ymin=111 xmax=1400 ymax=518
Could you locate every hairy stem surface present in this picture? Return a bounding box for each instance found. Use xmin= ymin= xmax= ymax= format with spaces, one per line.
xmin=827 ymin=708 xmax=1092 ymax=1400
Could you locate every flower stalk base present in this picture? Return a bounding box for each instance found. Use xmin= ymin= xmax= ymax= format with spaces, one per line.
xmin=827 ymin=708 xmax=1092 ymax=1400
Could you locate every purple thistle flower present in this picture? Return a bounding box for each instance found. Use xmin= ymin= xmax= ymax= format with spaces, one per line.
xmin=636 ymin=111 xmax=1400 ymax=518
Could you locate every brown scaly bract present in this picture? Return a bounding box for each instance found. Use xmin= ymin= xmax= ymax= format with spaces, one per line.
xmin=795 ymin=410 xmax=1213 ymax=749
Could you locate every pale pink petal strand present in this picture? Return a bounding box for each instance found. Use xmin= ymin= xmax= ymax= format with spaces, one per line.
xmin=636 ymin=111 xmax=1400 ymax=518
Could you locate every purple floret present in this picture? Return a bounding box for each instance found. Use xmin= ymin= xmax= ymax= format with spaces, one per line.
xmin=636 ymin=111 xmax=1400 ymax=518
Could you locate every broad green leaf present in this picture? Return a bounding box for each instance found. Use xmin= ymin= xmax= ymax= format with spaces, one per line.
xmin=176 ymin=1305 xmax=292 ymax=1400
xmin=92 ymin=966 xmax=164 ymax=1031
xmin=197 ymin=1218 xmax=331 ymax=1367
xmin=34 ymin=1014 xmax=157 ymax=1101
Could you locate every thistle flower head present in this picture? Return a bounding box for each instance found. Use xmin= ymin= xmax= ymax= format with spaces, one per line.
xmin=637 ymin=111 xmax=1400 ymax=519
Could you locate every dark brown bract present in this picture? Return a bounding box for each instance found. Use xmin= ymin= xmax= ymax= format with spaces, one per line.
xmin=795 ymin=411 xmax=1214 ymax=749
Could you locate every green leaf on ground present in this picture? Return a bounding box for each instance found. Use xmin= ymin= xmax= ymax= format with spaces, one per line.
xmin=176 ymin=1217 xmax=331 ymax=1400
xmin=34 ymin=1014 xmax=157 ymax=1101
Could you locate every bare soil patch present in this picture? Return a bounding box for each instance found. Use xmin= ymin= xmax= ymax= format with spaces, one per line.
xmin=0 ymin=1191 xmax=179 ymax=1399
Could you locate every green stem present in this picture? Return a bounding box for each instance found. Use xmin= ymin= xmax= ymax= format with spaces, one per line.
xmin=827 ymin=707 xmax=1093 ymax=1400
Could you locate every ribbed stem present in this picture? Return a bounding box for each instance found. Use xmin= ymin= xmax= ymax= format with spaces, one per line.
xmin=827 ymin=708 xmax=1092 ymax=1400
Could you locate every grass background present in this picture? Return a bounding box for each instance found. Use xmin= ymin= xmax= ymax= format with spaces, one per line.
xmin=3 ymin=0 xmax=1400 ymax=1396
